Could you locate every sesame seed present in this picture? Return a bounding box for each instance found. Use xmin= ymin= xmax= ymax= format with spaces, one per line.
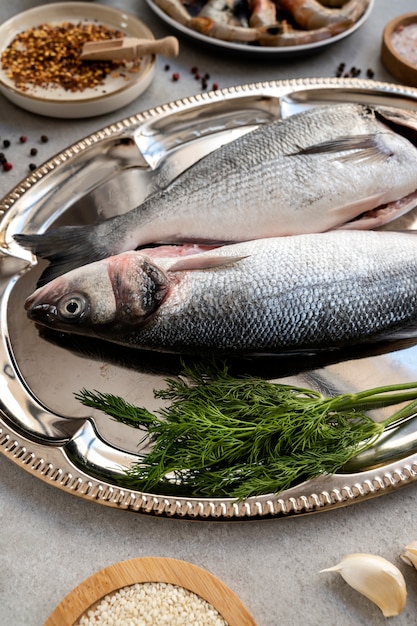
xmin=77 ymin=582 xmax=228 ymax=626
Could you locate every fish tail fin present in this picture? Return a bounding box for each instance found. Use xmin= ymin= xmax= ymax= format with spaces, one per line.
xmin=14 ymin=225 xmax=109 ymax=286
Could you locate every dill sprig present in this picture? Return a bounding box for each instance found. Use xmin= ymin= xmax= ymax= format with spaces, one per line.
xmin=75 ymin=361 xmax=417 ymax=500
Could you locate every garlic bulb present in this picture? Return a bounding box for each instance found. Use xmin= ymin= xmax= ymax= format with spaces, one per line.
xmin=321 ymin=553 xmax=407 ymax=617
xmin=401 ymin=541 xmax=417 ymax=570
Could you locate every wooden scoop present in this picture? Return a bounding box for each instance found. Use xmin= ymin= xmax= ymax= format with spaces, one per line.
xmin=80 ymin=36 xmax=179 ymax=61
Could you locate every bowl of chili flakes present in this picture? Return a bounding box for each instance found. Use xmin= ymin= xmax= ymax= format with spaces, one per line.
xmin=0 ymin=2 xmax=156 ymax=118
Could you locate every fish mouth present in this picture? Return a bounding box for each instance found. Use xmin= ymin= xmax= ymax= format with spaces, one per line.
xmin=27 ymin=302 xmax=60 ymax=326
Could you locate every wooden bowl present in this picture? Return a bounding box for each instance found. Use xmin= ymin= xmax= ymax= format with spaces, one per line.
xmin=381 ymin=13 xmax=417 ymax=86
xmin=44 ymin=557 xmax=257 ymax=626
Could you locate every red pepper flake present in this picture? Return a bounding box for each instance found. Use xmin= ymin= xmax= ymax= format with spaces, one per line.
xmin=1 ymin=21 xmax=133 ymax=93
xmin=19 ymin=135 xmax=27 ymax=143
xmin=191 ymin=66 xmax=198 ymax=74
xmin=194 ymin=73 xmax=200 ymax=80
xmin=212 ymin=83 xmax=219 ymax=90
xmin=172 ymin=72 xmax=180 ymax=81
xmin=2 ymin=161 xmax=13 ymax=171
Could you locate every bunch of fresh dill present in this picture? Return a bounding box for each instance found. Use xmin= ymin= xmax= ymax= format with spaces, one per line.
xmin=76 ymin=361 xmax=417 ymax=500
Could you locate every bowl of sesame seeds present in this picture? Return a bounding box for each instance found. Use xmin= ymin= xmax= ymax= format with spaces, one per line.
xmin=0 ymin=2 xmax=156 ymax=118
xmin=44 ymin=557 xmax=257 ymax=626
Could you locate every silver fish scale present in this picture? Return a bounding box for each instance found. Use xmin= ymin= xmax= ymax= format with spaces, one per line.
xmin=95 ymin=103 xmax=417 ymax=250
xmin=121 ymin=231 xmax=417 ymax=353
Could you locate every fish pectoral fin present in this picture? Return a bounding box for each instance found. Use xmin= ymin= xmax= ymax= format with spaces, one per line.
xmin=290 ymin=133 xmax=393 ymax=164
xmin=168 ymin=255 xmax=248 ymax=273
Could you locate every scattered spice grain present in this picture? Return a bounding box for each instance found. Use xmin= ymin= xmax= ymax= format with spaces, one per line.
xmin=77 ymin=582 xmax=228 ymax=626
xmin=40 ymin=135 xmax=49 ymax=143
xmin=19 ymin=135 xmax=27 ymax=143
xmin=30 ymin=147 xmax=38 ymax=156
xmin=3 ymin=139 xmax=10 ymax=148
xmin=29 ymin=163 xmax=37 ymax=171
xmin=2 ymin=162 xmax=13 ymax=172
xmin=335 ymin=62 xmax=373 ymax=79
xmin=172 ymin=72 xmax=180 ymax=81
xmin=1 ymin=21 xmax=139 ymax=93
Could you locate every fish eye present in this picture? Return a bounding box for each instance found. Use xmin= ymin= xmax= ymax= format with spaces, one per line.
xmin=57 ymin=292 xmax=88 ymax=321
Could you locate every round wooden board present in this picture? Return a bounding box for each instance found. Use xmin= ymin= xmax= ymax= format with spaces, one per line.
xmin=44 ymin=556 xmax=257 ymax=625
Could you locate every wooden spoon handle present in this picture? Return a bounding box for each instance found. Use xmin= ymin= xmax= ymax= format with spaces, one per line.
xmin=137 ymin=36 xmax=179 ymax=58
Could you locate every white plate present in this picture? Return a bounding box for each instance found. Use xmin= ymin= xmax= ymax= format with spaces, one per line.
xmin=146 ymin=0 xmax=374 ymax=56
xmin=0 ymin=2 xmax=156 ymax=118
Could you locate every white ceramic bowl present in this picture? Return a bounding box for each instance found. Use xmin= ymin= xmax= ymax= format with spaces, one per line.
xmin=0 ymin=2 xmax=156 ymax=118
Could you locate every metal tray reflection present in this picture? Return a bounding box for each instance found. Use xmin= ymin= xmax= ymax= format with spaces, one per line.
xmin=2 ymin=77 xmax=417 ymax=520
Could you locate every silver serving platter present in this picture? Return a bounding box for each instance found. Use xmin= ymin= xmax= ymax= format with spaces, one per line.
xmin=3 ymin=77 xmax=417 ymax=521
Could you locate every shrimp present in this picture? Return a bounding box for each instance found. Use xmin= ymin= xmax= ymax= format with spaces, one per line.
xmin=198 ymin=0 xmax=249 ymax=26
xmin=151 ymin=0 xmax=192 ymax=25
xmin=259 ymin=18 xmax=347 ymax=46
xmin=192 ymin=0 xmax=261 ymax=41
xmin=248 ymin=0 xmax=279 ymax=28
xmin=279 ymin=0 xmax=369 ymax=30
xmin=189 ymin=17 xmax=261 ymax=42
xmin=319 ymin=0 xmax=350 ymax=6
xmin=151 ymin=0 xmax=212 ymax=32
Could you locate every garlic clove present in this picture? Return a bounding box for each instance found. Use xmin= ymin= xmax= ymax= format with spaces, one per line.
xmin=401 ymin=541 xmax=417 ymax=569
xmin=321 ymin=553 xmax=407 ymax=617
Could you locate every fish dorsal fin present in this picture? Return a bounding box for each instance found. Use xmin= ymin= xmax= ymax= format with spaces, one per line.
xmin=168 ymin=255 xmax=247 ymax=273
xmin=290 ymin=133 xmax=393 ymax=164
